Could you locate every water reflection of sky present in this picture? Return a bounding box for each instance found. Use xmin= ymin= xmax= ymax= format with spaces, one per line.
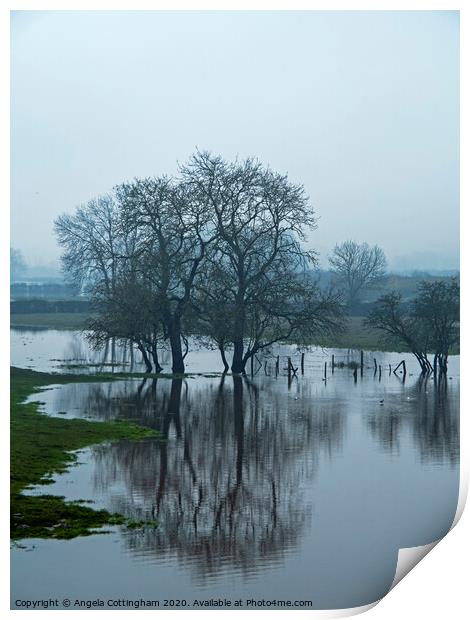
xmin=11 ymin=329 xmax=459 ymax=609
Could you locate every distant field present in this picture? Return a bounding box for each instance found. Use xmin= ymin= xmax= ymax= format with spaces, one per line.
xmin=10 ymin=313 xmax=90 ymax=330
xmin=312 ymin=316 xmax=400 ymax=352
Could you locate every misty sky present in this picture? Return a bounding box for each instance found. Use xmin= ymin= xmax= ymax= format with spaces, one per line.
xmin=11 ymin=10 xmax=459 ymax=270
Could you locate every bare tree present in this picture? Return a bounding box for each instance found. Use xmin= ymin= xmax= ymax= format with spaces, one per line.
xmin=365 ymin=278 xmax=459 ymax=374
xmin=195 ymin=258 xmax=344 ymax=373
xmin=87 ymin=276 xmax=165 ymax=373
xmin=365 ymin=292 xmax=432 ymax=373
xmin=116 ymin=176 xmax=217 ymax=373
xmin=329 ymin=240 xmax=387 ymax=306
xmin=55 ymin=152 xmax=344 ymax=376
xmin=181 ymin=151 xmax=339 ymax=373
xmin=412 ymin=278 xmax=459 ymax=374
xmin=55 ymin=195 xmax=121 ymax=295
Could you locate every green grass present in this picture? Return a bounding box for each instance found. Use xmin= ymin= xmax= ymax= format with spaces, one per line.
xmin=309 ymin=316 xmax=459 ymax=355
xmin=10 ymin=367 xmax=160 ymax=540
xmin=10 ymin=313 xmax=90 ymax=330
xmin=307 ymin=317 xmax=402 ymax=352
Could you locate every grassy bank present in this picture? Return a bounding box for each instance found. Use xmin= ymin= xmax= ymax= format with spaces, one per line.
xmin=10 ymin=312 xmax=90 ymax=330
xmin=11 ymin=367 xmax=159 ymax=540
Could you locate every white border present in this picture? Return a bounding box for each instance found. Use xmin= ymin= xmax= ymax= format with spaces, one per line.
xmin=2 ymin=2 xmax=466 ymax=619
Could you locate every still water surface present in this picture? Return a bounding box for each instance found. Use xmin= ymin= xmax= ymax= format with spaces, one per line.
xmin=11 ymin=328 xmax=459 ymax=609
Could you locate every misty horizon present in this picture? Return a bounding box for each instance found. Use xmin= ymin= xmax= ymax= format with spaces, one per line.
xmin=11 ymin=11 xmax=459 ymax=269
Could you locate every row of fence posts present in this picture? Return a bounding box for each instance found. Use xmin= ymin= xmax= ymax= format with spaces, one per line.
xmin=264 ymin=350 xmax=408 ymax=385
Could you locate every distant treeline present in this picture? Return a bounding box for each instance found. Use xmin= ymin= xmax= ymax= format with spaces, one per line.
xmin=10 ymin=282 xmax=78 ymax=300
xmin=315 ymin=270 xmax=459 ymax=304
xmin=11 ymin=272 xmax=458 ymax=307
xmin=11 ymin=299 xmax=91 ymax=314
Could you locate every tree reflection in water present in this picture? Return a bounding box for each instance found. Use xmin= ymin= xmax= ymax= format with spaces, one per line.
xmin=365 ymin=375 xmax=459 ymax=465
xmin=40 ymin=368 xmax=458 ymax=584
xmin=87 ymin=375 xmax=345 ymax=582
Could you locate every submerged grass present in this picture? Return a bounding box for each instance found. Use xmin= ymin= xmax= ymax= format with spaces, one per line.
xmin=10 ymin=367 xmax=160 ymax=540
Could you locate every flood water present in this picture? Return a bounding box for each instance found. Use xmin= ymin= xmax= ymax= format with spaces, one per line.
xmin=11 ymin=328 xmax=460 ymax=610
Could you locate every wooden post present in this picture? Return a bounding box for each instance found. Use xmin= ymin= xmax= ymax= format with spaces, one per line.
xmin=324 ymin=361 xmax=327 ymax=380
xmin=332 ymin=354 xmax=335 ymax=374
xmin=393 ymin=360 xmax=407 ymax=379
xmin=301 ymin=353 xmax=305 ymax=375
xmin=353 ymin=367 xmax=358 ymax=383
xmin=288 ymin=373 xmax=293 ymax=390
xmin=389 ymin=363 xmax=391 ymax=375
xmin=250 ymin=355 xmax=254 ymax=377
xmin=373 ymin=358 xmax=377 ymax=374
xmin=394 ymin=360 xmax=402 ymax=374
xmin=379 ymin=365 xmax=382 ymax=380
xmin=360 ymin=351 xmax=364 ymax=376
xmin=288 ymin=357 xmax=292 ymax=380
xmin=275 ymin=355 xmax=279 ymax=376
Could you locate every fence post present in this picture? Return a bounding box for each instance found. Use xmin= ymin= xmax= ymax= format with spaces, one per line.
xmin=301 ymin=353 xmax=305 ymax=375
xmin=360 ymin=351 xmax=364 ymax=376
xmin=332 ymin=354 xmax=335 ymax=374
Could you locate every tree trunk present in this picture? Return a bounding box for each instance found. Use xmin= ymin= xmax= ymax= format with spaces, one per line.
xmin=231 ymin=293 xmax=246 ymax=373
xmin=232 ymin=375 xmax=244 ymax=485
xmin=151 ymin=342 xmax=163 ymax=373
xmin=137 ymin=343 xmax=153 ymax=373
xmin=111 ymin=337 xmax=116 ymax=367
xmin=231 ymin=337 xmax=245 ymax=373
xmin=168 ymin=314 xmax=185 ymax=373
xmin=219 ymin=345 xmax=229 ymax=372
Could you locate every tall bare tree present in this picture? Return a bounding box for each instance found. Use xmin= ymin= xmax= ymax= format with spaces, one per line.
xmin=181 ymin=151 xmax=339 ymax=373
xmin=116 ymin=176 xmax=217 ymax=373
xmin=329 ymin=240 xmax=387 ymax=306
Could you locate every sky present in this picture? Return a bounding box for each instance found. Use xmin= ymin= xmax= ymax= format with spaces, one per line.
xmin=10 ymin=10 xmax=459 ymax=271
